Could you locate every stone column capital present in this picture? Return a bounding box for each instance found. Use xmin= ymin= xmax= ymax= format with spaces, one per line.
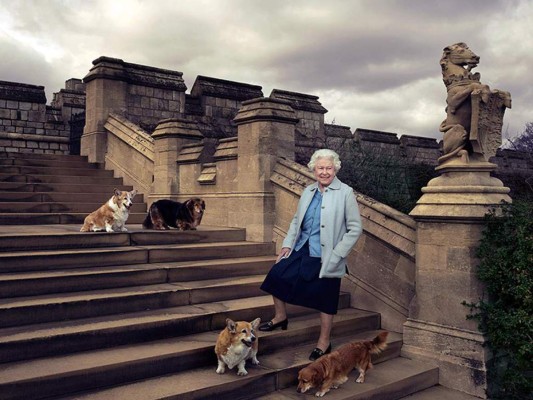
xmin=233 ymin=97 xmax=299 ymax=125
xmin=152 ymin=118 xmax=204 ymax=140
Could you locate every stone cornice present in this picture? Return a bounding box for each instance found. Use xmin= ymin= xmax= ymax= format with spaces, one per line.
xmin=233 ymin=97 xmax=299 ymax=125
xmin=0 ymin=80 xmax=47 ymax=103
xmin=84 ymin=56 xmax=187 ymax=92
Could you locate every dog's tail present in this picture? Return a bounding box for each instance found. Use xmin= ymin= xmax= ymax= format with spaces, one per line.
xmin=369 ymin=331 xmax=389 ymax=355
xmin=142 ymin=206 xmax=153 ymax=229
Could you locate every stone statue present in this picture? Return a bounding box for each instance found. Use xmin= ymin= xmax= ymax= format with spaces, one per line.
xmin=438 ymin=42 xmax=511 ymax=164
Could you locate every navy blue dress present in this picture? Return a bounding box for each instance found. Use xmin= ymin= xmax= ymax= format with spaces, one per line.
xmin=259 ymin=244 xmax=341 ymax=315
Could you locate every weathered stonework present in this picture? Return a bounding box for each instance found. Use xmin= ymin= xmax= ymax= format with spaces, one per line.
xmin=81 ymin=56 xmax=187 ymax=163
xmin=103 ymin=113 xmax=154 ymax=195
xmin=150 ymin=118 xmax=204 ymax=202
xmin=233 ymin=97 xmax=298 ymax=242
xmin=0 ymin=80 xmax=75 ymax=154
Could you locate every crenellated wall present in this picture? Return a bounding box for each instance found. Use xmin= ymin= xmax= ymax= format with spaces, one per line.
xmin=0 ymin=79 xmax=84 ymax=154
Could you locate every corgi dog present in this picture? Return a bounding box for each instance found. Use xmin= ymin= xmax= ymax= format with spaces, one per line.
xmin=297 ymin=331 xmax=389 ymax=397
xmin=215 ymin=318 xmax=261 ymax=376
xmin=80 ymin=188 xmax=137 ymax=232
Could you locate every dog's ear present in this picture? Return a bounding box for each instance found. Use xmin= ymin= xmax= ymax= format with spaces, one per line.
xmin=225 ymin=318 xmax=236 ymax=333
xmin=130 ymin=189 xmax=137 ymax=197
xmin=201 ymin=200 xmax=206 ymax=210
xmin=250 ymin=318 xmax=261 ymax=330
xmin=312 ymin=360 xmax=328 ymax=383
xmin=113 ymin=188 xmax=121 ymax=197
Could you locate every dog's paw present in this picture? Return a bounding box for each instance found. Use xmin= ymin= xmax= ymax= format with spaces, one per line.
xmin=251 ymin=357 xmax=260 ymax=365
xmin=237 ymin=369 xmax=248 ymax=376
xmin=315 ymin=391 xmax=327 ymax=397
xmin=216 ymin=366 xmax=225 ymax=374
xmin=356 ymin=376 xmax=365 ymax=383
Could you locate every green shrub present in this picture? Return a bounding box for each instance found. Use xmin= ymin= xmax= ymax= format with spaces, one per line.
xmin=336 ymin=141 xmax=437 ymax=213
xmin=467 ymin=200 xmax=533 ymax=400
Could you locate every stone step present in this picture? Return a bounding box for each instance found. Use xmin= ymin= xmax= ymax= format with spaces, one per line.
xmin=0 ymin=256 xmax=276 ymax=297
xmin=0 ymin=152 xmax=90 ymax=162
xmin=0 ymin=173 xmax=125 ymax=185
xmin=0 ymin=211 xmax=146 ymax=225
xmin=0 ymin=191 xmax=145 ymax=203
xmin=0 ymin=201 xmax=147 ymax=213
xmin=0 ymin=294 xmax=355 ymax=363
xmin=0 ymin=225 xmax=246 ymax=251
xmin=400 ymin=386 xmax=481 ymax=400
xmin=1 ymin=165 xmax=115 ymax=177
xmin=0 ymin=312 xmax=387 ymax=400
xmin=51 ymin=342 xmax=434 ymax=400
xmin=0 ymin=275 xmax=268 ymax=327
xmin=0 ymin=157 xmax=103 ymax=169
xmin=0 ymin=182 xmax=134 ymax=193
xmin=0 ymin=240 xmax=275 ymax=273
xmin=256 ymin=357 xmax=438 ymax=400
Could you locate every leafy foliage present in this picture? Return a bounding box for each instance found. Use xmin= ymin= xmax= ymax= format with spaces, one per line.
xmin=467 ymin=201 xmax=533 ymax=400
xmin=507 ymin=122 xmax=533 ymax=153
xmin=336 ymin=141 xmax=437 ymax=213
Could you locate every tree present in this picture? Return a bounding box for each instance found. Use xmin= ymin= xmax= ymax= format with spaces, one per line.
xmin=508 ymin=122 xmax=533 ymax=152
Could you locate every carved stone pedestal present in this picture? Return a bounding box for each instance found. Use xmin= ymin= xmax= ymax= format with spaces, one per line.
xmin=405 ymin=159 xmax=511 ymax=398
xmin=233 ymin=97 xmax=298 ymax=242
xmin=150 ymin=118 xmax=203 ymax=204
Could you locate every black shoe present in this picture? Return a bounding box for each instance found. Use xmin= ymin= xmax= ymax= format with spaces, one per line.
xmin=258 ymin=318 xmax=289 ymax=332
xmin=309 ymin=343 xmax=331 ymax=361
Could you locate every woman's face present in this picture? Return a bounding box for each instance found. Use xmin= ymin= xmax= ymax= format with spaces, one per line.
xmin=313 ymin=157 xmax=336 ymax=189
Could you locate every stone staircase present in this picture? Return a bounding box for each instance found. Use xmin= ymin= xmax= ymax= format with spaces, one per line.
xmin=0 ymin=152 xmax=146 ymax=225
xmin=0 ymin=151 xmax=478 ymax=400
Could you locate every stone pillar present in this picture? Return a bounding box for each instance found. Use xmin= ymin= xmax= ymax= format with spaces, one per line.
xmin=233 ymin=97 xmax=298 ymax=242
xmin=81 ymin=56 xmax=187 ymax=163
xmin=404 ymin=157 xmax=511 ymax=398
xmin=150 ymin=118 xmax=203 ymax=204
xmin=81 ymin=57 xmax=128 ymax=163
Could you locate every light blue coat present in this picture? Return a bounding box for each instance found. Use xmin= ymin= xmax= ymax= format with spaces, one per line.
xmin=282 ymin=176 xmax=363 ymax=278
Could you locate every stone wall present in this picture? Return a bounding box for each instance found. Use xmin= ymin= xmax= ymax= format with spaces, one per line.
xmin=0 ymin=80 xmax=82 ymax=154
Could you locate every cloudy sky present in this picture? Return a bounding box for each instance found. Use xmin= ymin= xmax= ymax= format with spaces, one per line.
xmin=0 ymin=0 xmax=531 ymax=140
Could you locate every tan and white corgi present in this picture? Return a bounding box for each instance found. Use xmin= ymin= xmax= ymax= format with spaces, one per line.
xmin=215 ymin=318 xmax=261 ymax=376
xmin=80 ymin=188 xmax=137 ymax=232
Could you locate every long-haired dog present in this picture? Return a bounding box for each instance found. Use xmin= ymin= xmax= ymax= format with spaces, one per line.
xmin=80 ymin=188 xmax=137 ymax=232
xmin=214 ymin=318 xmax=261 ymax=376
xmin=142 ymin=198 xmax=205 ymax=230
xmin=297 ymin=331 xmax=389 ymax=397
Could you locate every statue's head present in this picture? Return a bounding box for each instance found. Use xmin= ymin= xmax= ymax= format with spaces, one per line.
xmin=440 ymin=42 xmax=480 ymax=70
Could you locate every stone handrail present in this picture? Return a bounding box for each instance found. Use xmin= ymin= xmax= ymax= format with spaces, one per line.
xmin=103 ymin=113 xmax=154 ymax=194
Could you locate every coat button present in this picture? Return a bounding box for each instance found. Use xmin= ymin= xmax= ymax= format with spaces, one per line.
xmin=321 ymin=225 xmax=325 ymax=228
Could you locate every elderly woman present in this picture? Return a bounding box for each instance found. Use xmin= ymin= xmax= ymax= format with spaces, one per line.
xmin=259 ymin=148 xmax=363 ymax=361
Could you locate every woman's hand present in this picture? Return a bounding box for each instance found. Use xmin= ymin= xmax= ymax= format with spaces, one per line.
xmin=276 ymin=247 xmax=291 ymax=263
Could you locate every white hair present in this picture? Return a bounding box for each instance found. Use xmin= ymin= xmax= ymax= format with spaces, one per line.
xmin=307 ymin=149 xmax=341 ymax=172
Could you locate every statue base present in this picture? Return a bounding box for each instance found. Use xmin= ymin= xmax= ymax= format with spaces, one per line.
xmin=407 ymin=158 xmax=510 ymax=398
xmin=411 ymin=157 xmax=511 ymax=219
